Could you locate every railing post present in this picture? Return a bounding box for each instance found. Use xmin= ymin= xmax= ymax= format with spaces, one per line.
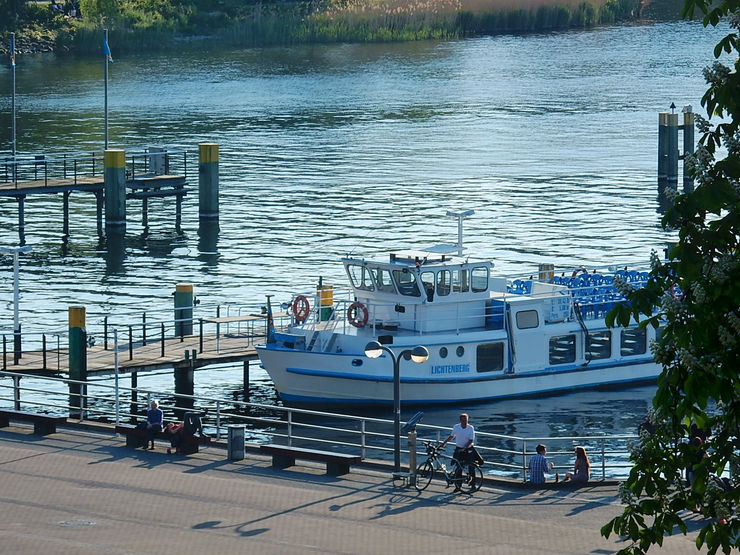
xmin=73 ymin=159 xmax=78 ymax=185
xmin=601 ymin=439 xmax=606 ymax=480
xmin=161 ymin=322 xmax=165 ymax=357
xmin=199 ymin=318 xmax=203 ymax=353
xmin=361 ymin=419 xmax=366 ymax=459
xmin=128 ymin=325 xmax=133 ymax=360
xmin=13 ymin=374 xmax=21 ymax=410
xmin=522 ymin=440 xmax=527 ymax=482
xmin=142 ymin=313 xmax=147 ymax=346
xmin=287 ymin=410 xmax=293 ymax=446
xmin=42 ymin=334 xmax=47 ymax=370
xmin=104 ymin=316 xmax=108 ymax=350
xmin=215 ymin=400 xmax=221 ymax=440
xmin=2 ymin=335 xmax=6 ymax=371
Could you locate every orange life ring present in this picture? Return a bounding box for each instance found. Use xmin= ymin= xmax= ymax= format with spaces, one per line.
xmin=292 ymin=295 xmax=310 ymax=323
xmin=347 ymin=301 xmax=369 ymax=328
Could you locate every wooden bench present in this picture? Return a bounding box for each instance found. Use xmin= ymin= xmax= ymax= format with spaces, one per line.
xmin=0 ymin=409 xmax=67 ymax=435
xmin=115 ymin=424 xmax=211 ymax=454
xmin=260 ymin=444 xmax=362 ymax=476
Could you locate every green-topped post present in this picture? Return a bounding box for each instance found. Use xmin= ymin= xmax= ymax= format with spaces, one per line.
xmin=69 ymin=306 xmax=87 ymax=417
xmin=198 ymin=143 xmax=219 ymax=221
xmin=104 ymin=149 xmax=126 ymax=232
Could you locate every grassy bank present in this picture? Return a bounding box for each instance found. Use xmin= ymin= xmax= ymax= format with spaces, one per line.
xmin=5 ymin=0 xmax=643 ymax=54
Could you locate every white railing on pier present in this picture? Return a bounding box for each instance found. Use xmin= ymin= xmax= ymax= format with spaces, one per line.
xmin=0 ymin=369 xmax=637 ymax=481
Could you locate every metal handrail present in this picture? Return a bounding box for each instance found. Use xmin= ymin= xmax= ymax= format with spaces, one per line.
xmin=0 ymin=369 xmax=638 ymax=480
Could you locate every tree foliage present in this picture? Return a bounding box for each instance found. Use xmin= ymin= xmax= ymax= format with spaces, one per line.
xmin=601 ymin=0 xmax=740 ymax=553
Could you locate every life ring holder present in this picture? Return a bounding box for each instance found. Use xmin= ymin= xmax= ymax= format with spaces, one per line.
xmin=292 ymin=295 xmax=310 ymax=323
xmin=669 ymin=283 xmax=684 ymax=301
xmin=347 ymin=301 xmax=369 ymax=328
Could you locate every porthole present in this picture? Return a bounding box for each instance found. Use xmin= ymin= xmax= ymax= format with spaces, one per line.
xmin=456 ymin=346 xmax=465 ymax=357
xmin=439 ymin=347 xmax=448 ymax=358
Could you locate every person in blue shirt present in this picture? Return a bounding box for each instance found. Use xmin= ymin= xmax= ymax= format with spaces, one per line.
xmin=529 ymin=443 xmax=557 ymax=484
xmin=145 ymin=400 xmax=164 ymax=450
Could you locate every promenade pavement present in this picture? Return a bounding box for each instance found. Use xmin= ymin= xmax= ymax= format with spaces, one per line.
xmin=0 ymin=424 xmax=707 ymax=554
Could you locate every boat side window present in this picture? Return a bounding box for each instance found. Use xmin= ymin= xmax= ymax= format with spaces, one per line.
xmin=620 ymin=327 xmax=647 ymax=356
xmin=372 ymin=268 xmax=397 ymax=293
xmin=549 ymin=334 xmax=576 ymax=364
xmin=471 ymin=266 xmax=489 ymax=292
xmin=346 ymin=264 xmax=374 ymax=291
xmin=392 ymin=269 xmax=421 ymax=297
xmin=452 ymin=269 xmax=469 ymax=293
xmin=421 ymin=271 xmax=435 ymax=302
xmin=456 ymin=346 xmax=465 ymax=357
xmin=516 ymin=309 xmax=539 ymax=329
xmin=439 ymin=346 xmax=448 ymax=358
xmin=477 ymin=342 xmax=504 ymax=372
xmin=437 ymin=270 xmax=451 ymax=296
xmin=586 ymin=330 xmax=611 ymax=360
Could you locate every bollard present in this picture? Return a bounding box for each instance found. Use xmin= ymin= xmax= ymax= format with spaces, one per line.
xmin=198 ymin=143 xmax=219 ymax=221
xmin=227 ymin=425 xmax=246 ymax=461
xmin=174 ymin=283 xmax=194 ymax=337
xmin=104 ymin=149 xmax=126 ymax=231
xmin=68 ymin=306 xmax=87 ymax=417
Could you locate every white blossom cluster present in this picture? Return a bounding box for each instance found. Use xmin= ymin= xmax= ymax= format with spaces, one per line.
xmin=725 ymin=130 xmax=740 ymax=156
xmin=663 ymin=186 xmax=680 ymax=203
xmin=728 ymin=8 xmax=740 ymax=29
xmin=690 ymin=281 xmax=708 ymax=304
xmin=614 ymin=276 xmax=633 ymax=297
xmin=694 ymin=113 xmax=713 ymax=134
xmin=718 ymin=325 xmax=736 ymax=347
xmin=650 ymin=249 xmax=663 ymax=271
xmin=703 ymin=253 xmax=736 ymax=283
xmin=703 ymin=61 xmax=731 ymax=87
xmin=660 ymin=291 xmax=683 ymax=316
xmin=650 ymin=338 xmax=677 ymax=366
xmin=727 ymin=311 xmax=740 ymax=335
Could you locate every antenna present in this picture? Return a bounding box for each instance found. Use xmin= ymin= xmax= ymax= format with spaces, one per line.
xmin=445 ymin=210 xmax=474 ymax=256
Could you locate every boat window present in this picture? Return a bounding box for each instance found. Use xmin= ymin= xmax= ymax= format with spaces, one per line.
xmin=516 ymin=310 xmax=539 ymax=329
xmin=437 ymin=270 xmax=451 ymax=296
xmin=471 ymin=267 xmax=488 ymax=292
xmin=586 ymin=331 xmax=611 ymax=360
xmin=477 ymin=342 xmax=504 ymax=372
xmin=439 ymin=347 xmax=448 ymax=358
xmin=621 ymin=327 xmax=647 ymax=356
xmin=372 ymin=268 xmax=397 ymax=293
xmin=549 ymin=334 xmax=576 ymax=365
xmin=421 ymin=271 xmax=435 ymax=302
xmin=456 ymin=346 xmax=465 ymax=357
xmin=392 ymin=269 xmax=421 ymax=297
xmin=346 ymin=264 xmax=374 ymax=291
xmin=452 ymin=269 xmax=469 ymax=293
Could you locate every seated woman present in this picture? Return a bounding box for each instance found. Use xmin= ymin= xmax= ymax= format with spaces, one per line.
xmin=564 ymin=446 xmax=590 ymax=483
xmin=145 ymin=400 xmax=163 ymax=450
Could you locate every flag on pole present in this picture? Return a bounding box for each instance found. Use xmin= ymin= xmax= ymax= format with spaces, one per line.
xmin=103 ymin=36 xmax=113 ymax=62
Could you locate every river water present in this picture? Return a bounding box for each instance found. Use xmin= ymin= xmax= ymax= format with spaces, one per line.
xmin=0 ymin=20 xmax=726 ymax=438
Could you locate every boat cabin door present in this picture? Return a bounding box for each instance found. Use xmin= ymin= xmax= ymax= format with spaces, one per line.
xmin=509 ymin=304 xmax=546 ymax=371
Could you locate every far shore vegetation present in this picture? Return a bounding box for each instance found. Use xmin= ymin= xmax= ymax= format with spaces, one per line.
xmin=0 ymin=0 xmax=661 ymax=54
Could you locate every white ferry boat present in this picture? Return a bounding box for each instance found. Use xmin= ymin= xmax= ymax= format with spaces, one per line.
xmin=256 ymin=221 xmax=661 ymax=406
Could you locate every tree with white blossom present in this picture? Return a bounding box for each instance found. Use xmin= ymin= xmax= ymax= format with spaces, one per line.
xmin=600 ymin=0 xmax=740 ymax=553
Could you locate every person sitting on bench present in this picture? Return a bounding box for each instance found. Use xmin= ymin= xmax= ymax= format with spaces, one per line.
xmin=145 ymin=400 xmax=163 ymax=450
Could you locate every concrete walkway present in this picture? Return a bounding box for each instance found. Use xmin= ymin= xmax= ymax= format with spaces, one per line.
xmin=0 ymin=424 xmax=706 ymax=554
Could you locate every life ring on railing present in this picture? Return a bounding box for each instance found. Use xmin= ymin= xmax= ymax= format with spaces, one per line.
xmin=292 ymin=295 xmax=310 ymax=323
xmin=347 ymin=301 xmax=369 ymax=328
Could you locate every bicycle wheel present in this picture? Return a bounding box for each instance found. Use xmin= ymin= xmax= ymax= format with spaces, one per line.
xmin=414 ymin=461 xmax=434 ymax=491
xmin=463 ymin=464 xmax=484 ymax=493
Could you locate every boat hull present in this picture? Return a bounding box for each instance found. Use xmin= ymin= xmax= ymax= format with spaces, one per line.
xmin=255 ymin=346 xmax=659 ymax=406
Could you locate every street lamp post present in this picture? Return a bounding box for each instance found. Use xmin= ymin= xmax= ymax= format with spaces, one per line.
xmin=364 ymin=341 xmax=429 ymax=473
xmin=1 ymin=245 xmax=32 ymax=364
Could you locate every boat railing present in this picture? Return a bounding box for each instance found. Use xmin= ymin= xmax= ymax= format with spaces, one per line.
xmin=0 ymin=368 xmax=642 ymax=481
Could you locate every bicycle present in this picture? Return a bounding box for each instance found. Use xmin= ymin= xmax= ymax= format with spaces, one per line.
xmin=414 ymin=440 xmax=483 ymax=493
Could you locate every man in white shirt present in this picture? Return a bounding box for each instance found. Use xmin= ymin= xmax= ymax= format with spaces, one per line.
xmin=441 ymin=413 xmax=482 ymax=490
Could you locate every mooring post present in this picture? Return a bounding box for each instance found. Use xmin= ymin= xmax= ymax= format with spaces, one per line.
xmin=174 ymin=283 xmax=194 ymax=337
xmin=95 ymin=190 xmax=104 ymax=237
xmin=130 ymin=371 xmax=138 ymax=422
xmin=682 ymin=106 xmax=695 ymax=193
xmin=62 ymin=191 xmax=70 ymax=237
xmin=13 ymin=375 xmax=21 ymax=411
xmin=174 ymin=356 xmax=195 ymax=417
xmin=68 ymin=306 xmax=87 ymax=418
xmin=17 ymin=195 xmax=25 ymax=245
xmin=104 ymin=149 xmax=126 ymax=233
xmin=142 ymin=197 xmax=148 ymax=230
xmin=198 ymin=143 xmax=219 ymax=222
xmin=243 ymin=359 xmax=250 ymax=402
xmin=658 ymin=112 xmax=669 ymax=196
xmin=666 ymin=112 xmax=679 ymax=192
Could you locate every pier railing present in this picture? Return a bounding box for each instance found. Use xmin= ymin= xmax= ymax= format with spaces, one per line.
xmin=0 ymin=369 xmax=637 ymax=481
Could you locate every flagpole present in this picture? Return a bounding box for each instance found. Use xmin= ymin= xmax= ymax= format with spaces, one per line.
xmin=10 ymin=33 xmax=16 ymax=178
xmin=104 ymin=29 xmax=109 ymax=150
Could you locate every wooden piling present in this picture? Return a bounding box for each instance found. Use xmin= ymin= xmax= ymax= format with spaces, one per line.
xmin=17 ymin=195 xmax=25 ymax=245
xmin=682 ymin=108 xmax=695 ymax=193
xmin=198 ymin=143 xmax=219 ymax=221
xmin=243 ymin=359 xmax=250 ymax=402
xmin=62 ymin=191 xmax=70 ymax=237
xmin=104 ymin=149 xmax=126 ymax=232
xmin=666 ymin=112 xmax=679 ymax=192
